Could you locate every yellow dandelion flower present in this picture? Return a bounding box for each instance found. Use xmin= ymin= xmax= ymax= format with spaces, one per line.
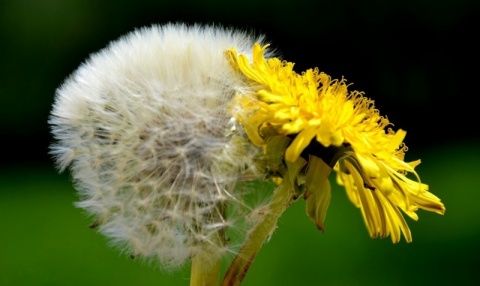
xmin=227 ymin=43 xmax=445 ymax=243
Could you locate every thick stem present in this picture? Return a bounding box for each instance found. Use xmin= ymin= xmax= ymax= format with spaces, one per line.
xmin=190 ymin=251 xmax=221 ymax=286
xmin=190 ymin=200 xmax=227 ymax=286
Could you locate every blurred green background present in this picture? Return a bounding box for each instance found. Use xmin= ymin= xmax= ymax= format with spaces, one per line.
xmin=1 ymin=0 xmax=479 ymax=285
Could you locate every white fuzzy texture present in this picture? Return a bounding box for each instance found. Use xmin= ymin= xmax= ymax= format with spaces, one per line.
xmin=49 ymin=23 xmax=270 ymax=270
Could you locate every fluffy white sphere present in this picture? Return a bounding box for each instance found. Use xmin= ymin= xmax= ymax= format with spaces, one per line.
xmin=49 ymin=23 xmax=270 ymax=269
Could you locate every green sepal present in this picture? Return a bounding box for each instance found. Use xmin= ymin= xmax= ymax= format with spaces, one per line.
xmin=264 ymin=134 xmax=291 ymax=175
xmin=304 ymin=156 xmax=333 ymax=232
xmin=285 ymin=156 xmax=307 ymax=197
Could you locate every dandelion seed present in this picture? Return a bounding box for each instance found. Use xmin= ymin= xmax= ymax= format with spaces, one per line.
xmin=49 ymin=23 xmax=272 ymax=282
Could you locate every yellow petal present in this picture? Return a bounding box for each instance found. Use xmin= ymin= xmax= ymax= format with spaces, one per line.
xmin=386 ymin=129 xmax=407 ymax=153
xmin=285 ymin=126 xmax=317 ymax=162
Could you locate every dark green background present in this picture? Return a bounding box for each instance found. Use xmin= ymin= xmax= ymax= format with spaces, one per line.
xmin=1 ymin=0 xmax=479 ymax=285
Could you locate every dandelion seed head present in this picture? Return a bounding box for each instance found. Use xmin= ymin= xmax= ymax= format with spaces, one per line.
xmin=49 ymin=23 xmax=272 ymax=270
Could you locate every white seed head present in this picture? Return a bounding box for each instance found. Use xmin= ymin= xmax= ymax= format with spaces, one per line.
xmin=49 ymin=23 xmax=272 ymax=270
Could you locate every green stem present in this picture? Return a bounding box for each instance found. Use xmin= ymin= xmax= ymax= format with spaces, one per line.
xmin=190 ymin=201 xmax=227 ymax=286
xmin=190 ymin=250 xmax=221 ymax=286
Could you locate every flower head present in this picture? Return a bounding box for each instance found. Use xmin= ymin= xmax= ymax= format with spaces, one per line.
xmin=227 ymin=43 xmax=445 ymax=243
xmin=49 ymin=24 xmax=270 ymax=270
